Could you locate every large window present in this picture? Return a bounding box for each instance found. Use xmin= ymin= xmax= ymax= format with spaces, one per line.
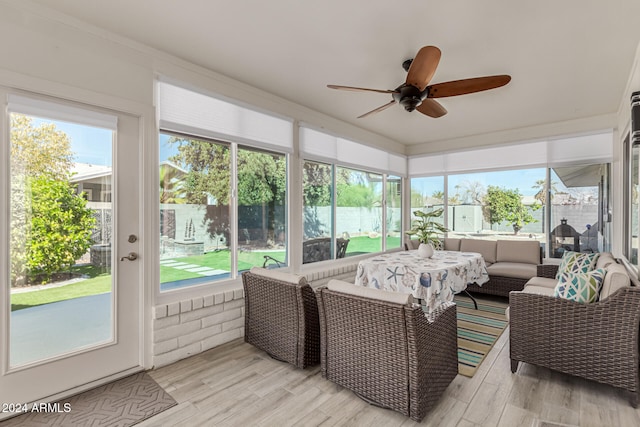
xmin=625 ymin=134 xmax=639 ymax=265
xmin=548 ymin=164 xmax=609 ymax=258
xmin=409 ymin=176 xmax=445 ymax=245
xmin=157 ymin=81 xmax=293 ymax=291
xmin=159 ymin=132 xmax=290 ymax=289
xmin=336 ymin=167 xmax=383 ymax=256
xmin=159 ymin=133 xmax=232 ymax=291
xmin=447 ymin=169 xmax=546 ymax=241
xmin=236 ymin=147 xmax=287 ymax=270
xmin=302 ymin=161 xmax=401 ymax=264
xmin=411 ymin=164 xmax=613 ymax=259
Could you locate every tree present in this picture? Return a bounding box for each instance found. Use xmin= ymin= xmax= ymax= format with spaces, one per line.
xmin=237 ymin=150 xmax=286 ymax=243
xmin=431 ymin=190 xmax=445 ymax=203
xmin=10 ymin=114 xmax=80 ymax=285
xmin=25 ymin=176 xmax=96 ymax=283
xmin=532 ymin=179 xmax=559 ymax=205
xmin=455 ymin=180 xmax=485 ymax=205
xmin=483 ymin=186 xmax=538 ymax=234
xmin=159 ymin=163 xmax=186 ymax=204
xmin=168 ymin=137 xmax=230 ymax=204
xmin=10 ymin=114 xmax=74 ymax=179
xmin=169 ymin=137 xmax=288 ymax=243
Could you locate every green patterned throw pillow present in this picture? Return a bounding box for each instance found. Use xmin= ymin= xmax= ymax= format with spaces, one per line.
xmin=554 ymin=268 xmax=606 ymax=303
xmin=555 ymin=251 xmax=600 ymax=279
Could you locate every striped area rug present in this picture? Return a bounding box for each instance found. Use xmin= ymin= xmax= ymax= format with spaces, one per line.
xmin=455 ymin=294 xmax=509 ymax=378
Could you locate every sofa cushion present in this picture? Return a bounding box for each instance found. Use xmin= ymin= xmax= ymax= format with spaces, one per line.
xmin=496 ymin=240 xmax=540 ymax=265
xmin=600 ymin=263 xmax=631 ymax=300
xmin=595 ymin=252 xmax=616 ymax=269
xmin=249 ymin=267 xmax=306 ymax=285
xmin=555 ymin=251 xmax=600 ymax=279
xmin=443 ymin=238 xmax=461 ymax=251
xmin=460 ymin=239 xmax=497 ymax=264
xmin=554 ymin=268 xmax=606 ymax=303
xmin=486 ymin=262 xmax=537 ymax=280
xmin=327 ymin=279 xmax=413 ymax=305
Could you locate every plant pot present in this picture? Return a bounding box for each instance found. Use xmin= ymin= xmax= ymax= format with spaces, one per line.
xmin=418 ymin=243 xmax=434 ymax=258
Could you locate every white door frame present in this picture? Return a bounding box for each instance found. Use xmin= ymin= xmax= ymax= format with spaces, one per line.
xmin=0 ymin=80 xmax=152 ymax=416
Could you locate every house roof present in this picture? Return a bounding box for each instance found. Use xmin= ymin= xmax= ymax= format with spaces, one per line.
xmin=70 ymin=161 xmax=186 ymax=183
xmin=29 ymin=1 xmax=640 ymax=154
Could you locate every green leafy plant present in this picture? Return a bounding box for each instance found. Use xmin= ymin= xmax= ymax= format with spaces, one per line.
xmin=483 ymin=186 xmax=539 ymax=234
xmin=23 ymin=176 xmax=96 ymax=284
xmin=405 ymin=208 xmax=449 ymax=248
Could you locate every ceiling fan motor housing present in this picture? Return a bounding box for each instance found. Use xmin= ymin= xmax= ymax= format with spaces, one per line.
xmin=393 ymin=84 xmax=427 ymax=112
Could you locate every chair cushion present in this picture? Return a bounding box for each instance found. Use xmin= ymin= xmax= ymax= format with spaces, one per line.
xmin=522 ymin=284 xmax=557 ymax=296
xmin=486 ymin=262 xmax=537 ymax=280
xmin=496 ymin=240 xmax=540 ymax=264
xmin=555 ymin=251 xmax=600 ymax=279
xmin=524 ymin=276 xmax=557 ymax=289
xmin=554 ymin=268 xmax=606 ymax=303
xmin=460 ymin=239 xmax=497 ymax=264
xmin=327 ymin=279 xmax=412 ymax=305
xmin=443 ymin=238 xmax=461 ymax=251
xmin=249 ymin=267 xmax=306 ymax=285
xmin=600 ymin=263 xmax=631 ymax=300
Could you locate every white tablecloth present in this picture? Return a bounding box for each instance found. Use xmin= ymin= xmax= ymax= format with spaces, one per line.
xmin=355 ymin=250 xmax=489 ymax=316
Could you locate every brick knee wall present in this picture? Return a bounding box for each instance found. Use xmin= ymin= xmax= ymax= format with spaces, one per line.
xmin=152 ymin=288 xmax=245 ymax=368
xmin=151 ymin=262 xmax=359 ymax=367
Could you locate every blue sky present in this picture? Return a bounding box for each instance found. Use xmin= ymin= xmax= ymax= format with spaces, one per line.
xmin=30 ymin=119 xmax=181 ymax=166
xmin=31 ymin=118 xmax=113 ymax=166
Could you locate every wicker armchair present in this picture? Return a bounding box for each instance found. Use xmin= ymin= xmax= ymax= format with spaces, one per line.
xmin=242 ymin=268 xmax=320 ymax=368
xmin=317 ymin=281 xmax=458 ymax=421
xmin=509 ymin=264 xmax=640 ymax=406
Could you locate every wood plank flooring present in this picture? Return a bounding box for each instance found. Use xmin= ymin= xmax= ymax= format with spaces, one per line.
xmin=140 ymin=327 xmax=640 ymax=426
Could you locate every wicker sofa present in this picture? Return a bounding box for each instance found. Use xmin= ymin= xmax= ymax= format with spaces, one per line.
xmin=509 ymin=253 xmax=640 ymax=406
xmin=242 ymin=267 xmax=320 ymax=368
xmin=317 ymin=279 xmax=458 ymax=421
xmin=443 ymin=238 xmax=542 ymax=297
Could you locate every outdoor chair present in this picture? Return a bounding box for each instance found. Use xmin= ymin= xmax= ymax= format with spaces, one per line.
xmin=317 ymin=279 xmax=458 ymax=421
xmin=262 ymin=237 xmax=350 ymax=267
xmin=509 ymin=262 xmax=640 ymax=406
xmin=242 ymin=267 xmax=320 ymax=368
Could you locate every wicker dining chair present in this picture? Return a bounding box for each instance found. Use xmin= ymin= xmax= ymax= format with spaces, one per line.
xmin=317 ymin=280 xmax=458 ymax=421
xmin=242 ymin=267 xmax=320 ymax=368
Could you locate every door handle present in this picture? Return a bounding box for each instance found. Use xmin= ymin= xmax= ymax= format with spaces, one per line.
xmin=120 ymin=252 xmax=138 ymax=261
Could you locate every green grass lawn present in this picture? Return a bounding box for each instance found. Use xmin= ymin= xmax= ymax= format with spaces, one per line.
xmin=11 ymin=265 xmax=111 ymax=311
xmin=12 ymin=235 xmax=402 ymax=311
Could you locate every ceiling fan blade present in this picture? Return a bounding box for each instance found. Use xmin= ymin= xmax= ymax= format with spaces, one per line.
xmin=427 ymin=75 xmax=511 ymax=98
xmin=327 ymin=84 xmax=398 ymax=94
xmin=416 ymin=99 xmax=447 ymax=118
xmin=357 ymin=100 xmax=397 ymax=118
xmin=406 ymin=46 xmax=441 ymax=91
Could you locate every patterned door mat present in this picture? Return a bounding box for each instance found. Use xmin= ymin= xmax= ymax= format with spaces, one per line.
xmin=455 ymin=294 xmax=509 ymax=377
xmin=1 ymin=372 xmax=176 ymax=427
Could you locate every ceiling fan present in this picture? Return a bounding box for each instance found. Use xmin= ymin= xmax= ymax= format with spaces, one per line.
xmin=327 ymin=45 xmax=511 ymax=119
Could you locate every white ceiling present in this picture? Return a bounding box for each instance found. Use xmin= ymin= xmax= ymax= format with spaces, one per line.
xmin=29 ymin=0 xmax=640 ymax=151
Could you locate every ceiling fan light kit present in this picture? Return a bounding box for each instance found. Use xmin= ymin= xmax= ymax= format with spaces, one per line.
xmin=328 ymin=45 xmax=511 ymax=118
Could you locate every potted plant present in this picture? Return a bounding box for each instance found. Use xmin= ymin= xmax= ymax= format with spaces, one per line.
xmin=405 ymin=208 xmax=449 ymax=257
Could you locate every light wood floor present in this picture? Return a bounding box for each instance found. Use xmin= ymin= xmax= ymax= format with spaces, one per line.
xmin=140 ymin=327 xmax=640 ymax=426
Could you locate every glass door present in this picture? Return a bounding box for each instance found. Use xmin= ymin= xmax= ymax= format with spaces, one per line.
xmin=0 ymin=93 xmax=141 ymax=408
